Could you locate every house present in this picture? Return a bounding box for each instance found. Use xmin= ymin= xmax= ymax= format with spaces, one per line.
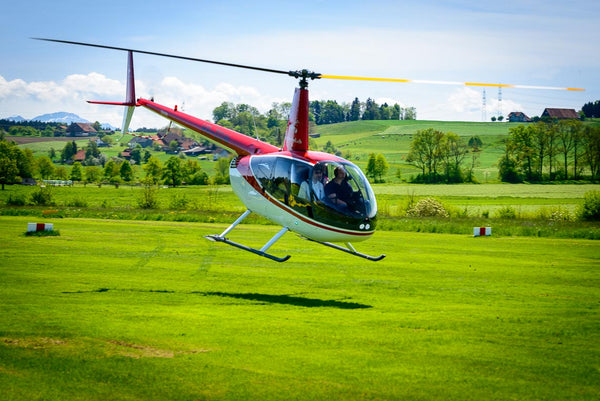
xmin=66 ymin=122 xmax=97 ymax=137
xmin=212 ymin=147 xmax=231 ymax=161
xmin=95 ymin=138 xmax=110 ymax=147
xmin=183 ymin=146 xmax=210 ymax=157
xmin=159 ymin=131 xmax=199 ymax=152
xmin=541 ymin=108 xmax=579 ymax=120
xmin=120 ymin=149 xmax=132 ymax=160
xmin=128 ymin=136 xmax=154 ymax=148
xmin=73 ymin=149 xmax=86 ymax=163
xmin=507 ymin=112 xmax=531 ymax=123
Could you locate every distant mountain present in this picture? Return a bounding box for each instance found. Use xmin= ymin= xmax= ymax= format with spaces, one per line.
xmin=102 ymin=122 xmax=118 ymax=131
xmin=30 ymin=112 xmax=90 ymax=124
xmin=5 ymin=115 xmax=27 ymax=122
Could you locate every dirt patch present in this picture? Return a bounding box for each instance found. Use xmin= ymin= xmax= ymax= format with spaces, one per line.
xmin=1 ymin=337 xmax=67 ymax=349
xmin=107 ymin=340 xmax=211 ymax=359
xmin=1 ymin=336 xmax=210 ymax=359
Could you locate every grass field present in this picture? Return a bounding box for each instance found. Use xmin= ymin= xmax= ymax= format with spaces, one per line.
xmin=1 ymin=216 xmax=599 ymax=400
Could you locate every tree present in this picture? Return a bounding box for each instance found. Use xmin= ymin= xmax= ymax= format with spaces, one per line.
xmin=406 ymin=128 xmax=445 ymax=180
xmin=0 ymin=140 xmax=32 ymax=187
xmin=130 ymin=145 xmax=143 ymax=165
xmin=582 ymin=100 xmax=600 ymax=118
xmin=119 ymin=161 xmax=134 ymax=182
xmin=506 ymin=125 xmax=535 ymax=180
xmin=144 ymin=156 xmax=163 ymax=184
xmin=212 ymin=101 xmax=235 ymax=123
xmin=36 ymin=156 xmax=55 ymax=179
xmin=103 ymin=159 xmax=119 ymax=181
xmin=581 ymin=126 xmax=600 ymax=180
xmin=442 ymin=132 xmax=467 ymax=183
xmin=84 ymin=165 xmax=102 ymax=185
xmin=557 ymin=119 xmax=582 ymax=179
xmin=467 ymin=136 xmax=483 ymax=182
xmin=349 ymin=98 xmax=361 ymax=121
xmin=0 ymin=157 xmax=19 ymax=189
xmin=374 ymin=154 xmax=389 ymax=182
xmin=362 ymin=98 xmax=380 ymax=120
xmin=162 ymin=156 xmax=184 ymax=186
xmin=70 ymin=162 xmax=83 ymax=182
xmin=61 ymin=141 xmax=78 ymax=163
xmin=85 ymin=140 xmax=101 ymax=160
xmin=366 ymin=153 xmax=377 ymax=182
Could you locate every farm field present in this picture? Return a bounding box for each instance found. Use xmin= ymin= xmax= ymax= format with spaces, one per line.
xmin=0 ymin=216 xmax=598 ymax=400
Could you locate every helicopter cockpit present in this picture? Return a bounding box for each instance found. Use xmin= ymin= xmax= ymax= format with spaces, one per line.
xmin=250 ymin=155 xmax=378 ymax=231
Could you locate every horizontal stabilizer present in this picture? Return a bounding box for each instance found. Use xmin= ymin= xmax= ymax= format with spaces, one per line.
xmin=88 ymin=101 xmax=136 ymax=106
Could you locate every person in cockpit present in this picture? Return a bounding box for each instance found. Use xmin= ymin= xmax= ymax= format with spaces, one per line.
xmin=325 ymin=166 xmax=353 ymax=209
xmin=298 ymin=164 xmax=326 ymax=201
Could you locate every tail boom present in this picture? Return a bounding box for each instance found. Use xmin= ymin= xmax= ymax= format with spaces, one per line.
xmin=137 ymin=98 xmax=279 ymax=156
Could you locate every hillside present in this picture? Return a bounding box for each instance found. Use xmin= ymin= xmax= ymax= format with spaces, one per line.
xmin=311 ymin=120 xmax=517 ymax=182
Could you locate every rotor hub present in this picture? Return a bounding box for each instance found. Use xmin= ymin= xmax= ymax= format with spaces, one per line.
xmin=288 ymin=69 xmax=321 ymax=89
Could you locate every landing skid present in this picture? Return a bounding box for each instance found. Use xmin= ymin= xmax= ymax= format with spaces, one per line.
xmin=205 ymin=210 xmax=385 ymax=263
xmin=303 ymin=237 xmax=386 ymax=261
xmin=205 ymin=234 xmax=291 ymax=262
xmin=204 ymin=210 xmax=291 ymax=263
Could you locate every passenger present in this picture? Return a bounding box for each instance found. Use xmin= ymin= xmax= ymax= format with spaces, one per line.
xmin=325 ymin=166 xmax=353 ymax=209
xmin=298 ymin=164 xmax=326 ymax=201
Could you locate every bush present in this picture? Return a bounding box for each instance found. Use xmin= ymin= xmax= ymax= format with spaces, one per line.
xmin=577 ymin=190 xmax=600 ymax=221
xmin=538 ymin=206 xmax=572 ymax=222
xmin=496 ymin=206 xmax=517 ymax=219
xmin=138 ymin=185 xmax=159 ymax=209
xmin=407 ymin=197 xmax=449 ymax=218
xmin=6 ymin=194 xmax=27 ymax=206
xmin=170 ymin=193 xmax=189 ymax=210
xmin=29 ymin=186 xmax=55 ymax=206
xmin=65 ymin=197 xmax=89 ymax=207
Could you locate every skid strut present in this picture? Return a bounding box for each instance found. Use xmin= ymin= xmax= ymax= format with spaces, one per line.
xmin=204 ymin=210 xmax=291 ymax=262
xmin=303 ymin=238 xmax=386 ymax=261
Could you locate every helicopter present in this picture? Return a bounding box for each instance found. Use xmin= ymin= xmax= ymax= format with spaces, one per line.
xmin=34 ymin=38 xmax=584 ymax=262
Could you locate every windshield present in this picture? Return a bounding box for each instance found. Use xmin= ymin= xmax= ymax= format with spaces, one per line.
xmin=251 ymin=156 xmax=377 ymax=230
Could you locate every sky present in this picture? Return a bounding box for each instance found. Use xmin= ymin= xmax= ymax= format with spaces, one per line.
xmin=1 ymin=0 xmax=598 ymax=129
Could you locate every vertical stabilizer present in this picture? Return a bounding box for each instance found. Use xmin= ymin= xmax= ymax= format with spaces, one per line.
xmin=125 ymin=51 xmax=135 ymax=105
xmin=283 ymin=88 xmax=309 ymax=152
xmin=87 ymin=50 xmax=138 ymax=136
xmin=121 ymin=51 xmax=136 ymax=135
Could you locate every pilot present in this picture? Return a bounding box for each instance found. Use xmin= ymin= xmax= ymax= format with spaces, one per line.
xmin=325 ymin=166 xmax=353 ymax=209
xmin=298 ymin=164 xmax=326 ymax=201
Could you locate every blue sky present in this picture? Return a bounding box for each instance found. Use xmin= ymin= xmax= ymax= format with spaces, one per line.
xmin=1 ymin=0 xmax=598 ymax=128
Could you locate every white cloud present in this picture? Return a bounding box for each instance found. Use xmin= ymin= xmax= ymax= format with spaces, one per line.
xmin=0 ymin=72 xmax=290 ymax=129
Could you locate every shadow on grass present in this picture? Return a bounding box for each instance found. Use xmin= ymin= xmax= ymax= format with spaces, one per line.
xmin=198 ymin=291 xmax=372 ymax=309
xmin=62 ymin=288 xmax=372 ymax=309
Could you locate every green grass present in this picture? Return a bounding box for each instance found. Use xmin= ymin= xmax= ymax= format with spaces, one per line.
xmin=1 ymin=216 xmax=599 ymax=400
xmin=2 ymin=183 xmax=599 ymax=239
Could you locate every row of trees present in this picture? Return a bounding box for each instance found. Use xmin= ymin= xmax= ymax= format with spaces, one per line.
xmin=582 ymin=100 xmax=600 ymax=119
xmin=0 ymin=134 xmax=229 ymax=189
xmin=210 ymin=98 xmax=417 ymax=145
xmin=310 ymin=98 xmax=416 ymax=125
xmin=405 ymin=128 xmax=480 ymax=183
xmin=499 ymin=120 xmax=600 ymax=182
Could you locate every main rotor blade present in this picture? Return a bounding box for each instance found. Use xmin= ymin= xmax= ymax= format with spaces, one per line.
xmin=318 ymin=74 xmax=585 ymax=91
xmin=32 ymin=37 xmax=291 ymax=76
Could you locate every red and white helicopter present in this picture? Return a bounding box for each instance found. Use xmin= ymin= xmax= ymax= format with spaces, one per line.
xmin=35 ymin=38 xmax=584 ymax=262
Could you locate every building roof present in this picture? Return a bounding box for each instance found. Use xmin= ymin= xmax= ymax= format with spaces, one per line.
xmin=73 ymin=149 xmax=86 ymax=161
xmin=66 ymin=122 xmax=97 ymax=133
xmin=542 ymin=108 xmax=579 ymax=119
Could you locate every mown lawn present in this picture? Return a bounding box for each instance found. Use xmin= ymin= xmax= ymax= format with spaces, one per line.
xmin=1 ymin=216 xmax=598 ymax=400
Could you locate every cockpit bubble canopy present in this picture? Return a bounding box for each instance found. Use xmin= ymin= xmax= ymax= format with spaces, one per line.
xmin=251 ymin=156 xmax=377 ymax=224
